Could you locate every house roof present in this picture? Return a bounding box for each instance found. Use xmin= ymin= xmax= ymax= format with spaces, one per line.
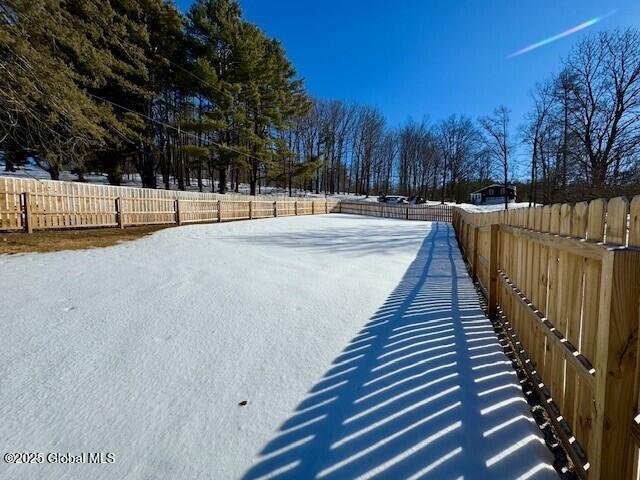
xmin=470 ymin=184 xmax=516 ymax=194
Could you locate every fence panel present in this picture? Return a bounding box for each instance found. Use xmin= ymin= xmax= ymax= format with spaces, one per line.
xmin=219 ymin=200 xmax=250 ymax=222
xmin=276 ymin=201 xmax=296 ymax=217
xmin=408 ymin=204 xmax=454 ymax=222
xmin=252 ymin=201 xmax=276 ymax=219
xmin=296 ymin=200 xmax=313 ymax=215
xmin=0 ymin=177 xmax=25 ymax=230
xmin=339 ymin=201 xmax=453 ymax=222
xmin=327 ymin=200 xmax=341 ymax=213
xmin=180 ymin=199 xmax=219 ymax=224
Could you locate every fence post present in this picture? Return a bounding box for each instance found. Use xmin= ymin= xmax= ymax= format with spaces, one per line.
xmin=405 ymin=205 xmax=409 ymax=220
xmin=311 ymin=201 xmax=315 ymax=215
xmin=590 ymin=249 xmax=640 ymax=479
xmin=21 ymin=192 xmax=33 ymax=234
xmin=175 ymin=199 xmax=182 ymax=225
xmin=487 ymin=224 xmax=499 ymax=318
xmin=472 ymin=226 xmax=479 ymax=281
xmin=325 ymin=200 xmax=328 ymax=214
xmin=274 ymin=201 xmax=278 ymax=217
xmin=217 ymin=200 xmax=222 ymax=222
xmin=115 ymin=197 xmax=124 ymax=229
xmin=249 ymin=200 xmax=253 ymax=220
xmin=294 ymin=200 xmax=298 ymax=216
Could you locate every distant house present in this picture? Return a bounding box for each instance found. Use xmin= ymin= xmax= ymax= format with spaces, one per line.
xmin=470 ymin=184 xmax=517 ymax=205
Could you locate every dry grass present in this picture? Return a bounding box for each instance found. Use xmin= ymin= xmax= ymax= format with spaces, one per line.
xmin=0 ymin=225 xmax=174 ymax=255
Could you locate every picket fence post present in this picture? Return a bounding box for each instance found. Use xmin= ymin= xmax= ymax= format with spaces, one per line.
xmin=115 ymin=197 xmax=124 ymax=229
xmin=22 ymin=192 xmax=33 ymax=234
xmin=175 ymin=199 xmax=182 ymax=225
xmin=487 ymin=224 xmax=499 ymax=318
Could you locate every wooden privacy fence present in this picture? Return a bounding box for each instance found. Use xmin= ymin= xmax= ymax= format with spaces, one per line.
xmin=0 ymin=177 xmax=340 ymax=232
xmin=0 ymin=177 xmax=455 ymax=232
xmin=340 ymin=200 xmax=453 ymax=222
xmin=453 ymin=196 xmax=640 ymax=480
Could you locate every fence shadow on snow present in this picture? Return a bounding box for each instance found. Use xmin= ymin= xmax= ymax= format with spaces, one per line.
xmin=242 ymin=223 xmax=556 ymax=480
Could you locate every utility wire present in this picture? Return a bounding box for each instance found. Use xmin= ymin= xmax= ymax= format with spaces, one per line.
xmin=2 ymin=22 xmax=267 ymax=167
xmin=156 ymin=54 xmax=230 ymax=98
xmin=86 ymin=92 xmax=264 ymax=163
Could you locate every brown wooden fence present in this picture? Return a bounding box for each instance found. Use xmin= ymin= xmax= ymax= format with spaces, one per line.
xmin=340 ymin=200 xmax=453 ymax=222
xmin=0 ymin=177 xmax=340 ymax=232
xmin=0 ymin=177 xmax=456 ymax=232
xmin=453 ymin=196 xmax=640 ymax=480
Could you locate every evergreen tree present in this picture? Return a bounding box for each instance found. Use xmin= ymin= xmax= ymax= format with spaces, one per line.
xmin=0 ymin=0 xmax=112 ymax=179
xmin=186 ymin=0 xmax=246 ymax=194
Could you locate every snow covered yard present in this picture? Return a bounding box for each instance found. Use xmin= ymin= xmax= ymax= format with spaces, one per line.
xmin=0 ymin=215 xmax=555 ymax=479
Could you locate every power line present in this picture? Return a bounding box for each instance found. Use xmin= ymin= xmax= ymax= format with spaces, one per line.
xmin=156 ymin=53 xmax=230 ymax=98
xmin=86 ymin=92 xmax=264 ymax=163
xmin=2 ymin=37 xmax=263 ymax=163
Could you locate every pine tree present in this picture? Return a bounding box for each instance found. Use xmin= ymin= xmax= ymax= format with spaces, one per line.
xmin=0 ymin=0 xmax=111 ymax=179
xmin=186 ymin=0 xmax=246 ymax=194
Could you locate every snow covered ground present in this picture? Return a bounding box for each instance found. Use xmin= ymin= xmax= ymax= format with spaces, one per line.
xmin=0 ymin=215 xmax=555 ymax=479
xmin=455 ymin=202 xmax=534 ymax=213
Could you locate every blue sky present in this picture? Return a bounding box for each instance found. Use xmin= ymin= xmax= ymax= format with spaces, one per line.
xmin=176 ymin=0 xmax=640 ymax=129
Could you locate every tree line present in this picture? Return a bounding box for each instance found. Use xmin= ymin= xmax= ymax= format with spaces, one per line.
xmin=1 ymin=1 xmax=639 ymax=203
xmin=301 ymin=28 xmax=640 ymax=204
xmin=292 ymin=100 xmax=510 ymax=206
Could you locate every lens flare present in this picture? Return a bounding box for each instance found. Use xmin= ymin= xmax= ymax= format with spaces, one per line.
xmin=507 ymin=10 xmax=619 ymax=59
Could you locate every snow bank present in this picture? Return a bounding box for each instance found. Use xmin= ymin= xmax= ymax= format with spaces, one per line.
xmin=453 ymin=202 xmax=535 ymax=213
xmin=0 ymin=215 xmax=554 ymax=479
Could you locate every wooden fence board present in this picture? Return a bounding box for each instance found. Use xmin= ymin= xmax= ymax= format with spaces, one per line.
xmin=628 ymin=195 xmax=640 ymax=247
xmin=606 ymin=197 xmax=629 ymax=246
xmin=588 ymin=199 xmax=606 ymax=242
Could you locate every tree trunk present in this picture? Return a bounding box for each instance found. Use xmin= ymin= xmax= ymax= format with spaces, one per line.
xmin=218 ymin=166 xmax=227 ymax=194
xmin=529 ymin=145 xmax=536 ymax=207
xmin=48 ymin=165 xmax=60 ymax=181
xmin=503 ymin=160 xmax=508 ymax=211
xmin=249 ymin=159 xmax=258 ymax=196
xmin=440 ymin=161 xmax=447 ymax=204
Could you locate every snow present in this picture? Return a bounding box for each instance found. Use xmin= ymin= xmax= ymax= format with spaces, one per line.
xmin=0 ymin=215 xmax=555 ymax=479
xmin=454 ymin=202 xmax=535 ymax=213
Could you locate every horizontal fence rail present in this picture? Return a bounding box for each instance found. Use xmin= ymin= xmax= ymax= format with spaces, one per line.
xmin=453 ymin=196 xmax=640 ymax=480
xmin=0 ymin=177 xmax=340 ymax=232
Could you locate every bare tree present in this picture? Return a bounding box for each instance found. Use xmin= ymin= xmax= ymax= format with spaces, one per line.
xmin=436 ymin=115 xmax=481 ymax=203
xmin=564 ymin=29 xmax=640 ymax=194
xmin=522 ymin=81 xmax=554 ymax=205
xmin=480 ymin=106 xmax=512 ymax=210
